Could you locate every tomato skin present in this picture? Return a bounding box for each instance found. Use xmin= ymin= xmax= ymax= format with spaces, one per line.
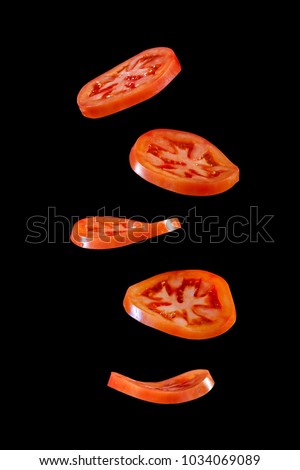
xmin=70 ymin=216 xmax=181 ymax=249
xmin=129 ymin=129 xmax=240 ymax=196
xmin=123 ymin=270 xmax=236 ymax=339
xmin=107 ymin=369 xmax=214 ymax=404
xmin=77 ymin=47 xmax=181 ymax=118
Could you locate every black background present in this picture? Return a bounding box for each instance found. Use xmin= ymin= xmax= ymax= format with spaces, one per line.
xmin=15 ymin=6 xmax=292 ymax=451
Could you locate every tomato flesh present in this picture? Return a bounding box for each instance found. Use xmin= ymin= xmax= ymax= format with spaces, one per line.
xmin=77 ymin=48 xmax=181 ymax=118
xmin=130 ymin=129 xmax=240 ymax=195
xmin=123 ymin=270 xmax=236 ymax=339
xmin=70 ymin=216 xmax=181 ymax=249
xmin=107 ymin=369 xmax=214 ymax=404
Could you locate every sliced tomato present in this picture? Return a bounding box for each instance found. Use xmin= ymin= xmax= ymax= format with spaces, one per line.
xmin=123 ymin=270 xmax=236 ymax=339
xmin=107 ymin=369 xmax=214 ymax=404
xmin=70 ymin=216 xmax=181 ymax=249
xmin=77 ymin=47 xmax=181 ymax=118
xmin=129 ymin=128 xmax=240 ymax=196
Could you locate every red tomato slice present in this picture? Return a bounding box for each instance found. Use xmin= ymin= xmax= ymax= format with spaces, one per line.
xmin=123 ymin=270 xmax=236 ymax=339
xmin=107 ymin=369 xmax=214 ymax=404
xmin=77 ymin=47 xmax=181 ymax=118
xmin=129 ymin=129 xmax=240 ymax=196
xmin=70 ymin=216 xmax=181 ymax=249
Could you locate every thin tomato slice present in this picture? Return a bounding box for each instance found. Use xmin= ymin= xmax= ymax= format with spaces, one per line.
xmin=107 ymin=369 xmax=214 ymax=404
xmin=129 ymin=129 xmax=240 ymax=196
xmin=70 ymin=216 xmax=181 ymax=249
xmin=77 ymin=47 xmax=181 ymax=118
xmin=123 ymin=270 xmax=236 ymax=339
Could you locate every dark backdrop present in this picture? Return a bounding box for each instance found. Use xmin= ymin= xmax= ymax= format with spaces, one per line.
xmin=15 ymin=6 xmax=290 ymax=450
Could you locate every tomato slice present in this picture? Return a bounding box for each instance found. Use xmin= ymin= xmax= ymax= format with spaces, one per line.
xmin=77 ymin=47 xmax=181 ymax=118
xmin=129 ymin=129 xmax=240 ymax=196
xmin=70 ymin=216 xmax=181 ymax=249
xmin=107 ymin=369 xmax=214 ymax=404
xmin=123 ymin=270 xmax=236 ymax=339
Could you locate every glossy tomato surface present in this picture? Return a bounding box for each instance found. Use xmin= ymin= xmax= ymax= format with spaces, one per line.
xmin=123 ymin=270 xmax=236 ymax=339
xmin=129 ymin=128 xmax=240 ymax=195
xmin=107 ymin=369 xmax=214 ymax=404
xmin=77 ymin=47 xmax=181 ymax=118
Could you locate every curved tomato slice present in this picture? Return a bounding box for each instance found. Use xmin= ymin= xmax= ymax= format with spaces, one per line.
xmin=70 ymin=216 xmax=181 ymax=249
xmin=107 ymin=369 xmax=214 ymax=404
xmin=123 ymin=270 xmax=236 ymax=339
xmin=77 ymin=47 xmax=181 ymax=118
xmin=129 ymin=129 xmax=240 ymax=196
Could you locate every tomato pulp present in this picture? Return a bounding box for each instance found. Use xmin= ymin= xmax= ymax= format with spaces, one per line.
xmin=130 ymin=129 xmax=240 ymax=195
xmin=107 ymin=369 xmax=214 ymax=404
xmin=77 ymin=47 xmax=181 ymax=118
xmin=123 ymin=270 xmax=236 ymax=339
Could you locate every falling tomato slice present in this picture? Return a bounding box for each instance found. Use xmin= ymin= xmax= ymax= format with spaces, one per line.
xmin=129 ymin=128 xmax=240 ymax=196
xmin=70 ymin=216 xmax=181 ymax=249
xmin=77 ymin=47 xmax=181 ymax=118
xmin=123 ymin=270 xmax=236 ymax=339
xmin=107 ymin=369 xmax=214 ymax=404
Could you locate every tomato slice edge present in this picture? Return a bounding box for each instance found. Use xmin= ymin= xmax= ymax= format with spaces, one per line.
xmin=70 ymin=216 xmax=181 ymax=249
xmin=107 ymin=369 xmax=214 ymax=404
